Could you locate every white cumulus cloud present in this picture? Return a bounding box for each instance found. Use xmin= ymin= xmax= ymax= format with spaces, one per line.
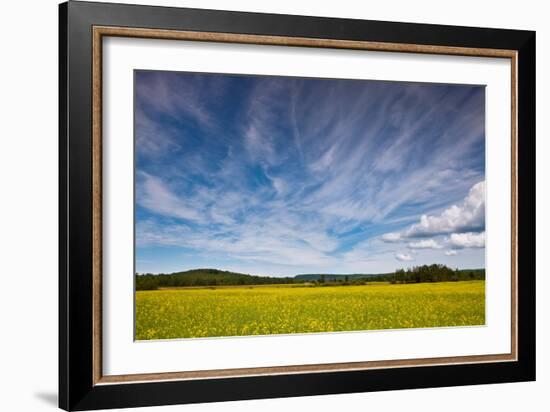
xmin=408 ymin=239 xmax=443 ymax=249
xmin=395 ymin=252 xmax=414 ymax=261
xmin=449 ymin=232 xmax=485 ymax=249
xmin=444 ymin=250 xmax=458 ymax=256
xmin=402 ymin=181 xmax=485 ymax=238
xmin=381 ymin=232 xmax=402 ymax=243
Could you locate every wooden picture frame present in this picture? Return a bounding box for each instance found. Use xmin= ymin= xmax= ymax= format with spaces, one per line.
xmin=59 ymin=1 xmax=535 ymax=410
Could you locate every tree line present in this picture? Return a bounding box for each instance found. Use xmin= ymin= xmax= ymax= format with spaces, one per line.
xmin=381 ymin=264 xmax=485 ymax=284
xmin=135 ymin=265 xmax=485 ymax=290
xmin=135 ymin=268 xmax=296 ymax=290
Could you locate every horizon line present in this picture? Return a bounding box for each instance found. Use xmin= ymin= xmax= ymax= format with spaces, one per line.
xmin=136 ymin=266 xmax=487 ymax=277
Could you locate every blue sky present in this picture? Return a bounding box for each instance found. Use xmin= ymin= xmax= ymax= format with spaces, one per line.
xmin=135 ymin=70 xmax=485 ymax=276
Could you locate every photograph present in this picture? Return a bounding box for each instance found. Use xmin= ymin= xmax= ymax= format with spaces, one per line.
xmin=52 ymin=1 xmax=536 ymax=410
xmin=134 ymin=70 xmax=487 ymax=340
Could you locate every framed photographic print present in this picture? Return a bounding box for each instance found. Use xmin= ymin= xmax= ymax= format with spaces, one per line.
xmin=59 ymin=1 xmax=536 ymax=410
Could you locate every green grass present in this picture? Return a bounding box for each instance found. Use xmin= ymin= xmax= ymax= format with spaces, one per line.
xmin=135 ymin=280 xmax=485 ymax=340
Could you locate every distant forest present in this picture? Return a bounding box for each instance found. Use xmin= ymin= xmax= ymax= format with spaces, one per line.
xmin=135 ymin=265 xmax=485 ymax=290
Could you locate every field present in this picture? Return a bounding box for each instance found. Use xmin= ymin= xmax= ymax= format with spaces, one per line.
xmin=135 ymin=281 xmax=485 ymax=340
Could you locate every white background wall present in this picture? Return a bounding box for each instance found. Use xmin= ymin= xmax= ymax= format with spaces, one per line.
xmin=0 ymin=1 xmax=547 ymax=411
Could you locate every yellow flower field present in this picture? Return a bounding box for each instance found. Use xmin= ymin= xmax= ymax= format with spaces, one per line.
xmin=135 ymin=281 xmax=485 ymax=340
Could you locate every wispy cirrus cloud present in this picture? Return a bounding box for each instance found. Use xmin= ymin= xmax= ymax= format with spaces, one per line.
xmin=135 ymin=71 xmax=217 ymax=130
xmin=134 ymin=71 xmax=486 ymax=275
xmin=137 ymin=172 xmax=205 ymax=223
